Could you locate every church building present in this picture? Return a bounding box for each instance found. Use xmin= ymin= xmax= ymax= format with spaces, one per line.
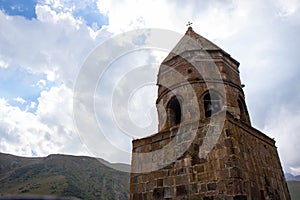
xmin=130 ymin=26 xmax=290 ymax=200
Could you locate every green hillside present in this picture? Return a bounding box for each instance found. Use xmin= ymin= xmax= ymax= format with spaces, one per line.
xmin=288 ymin=181 xmax=300 ymax=200
xmin=0 ymin=153 xmax=130 ymax=199
xmin=1 ymin=152 xmax=298 ymax=200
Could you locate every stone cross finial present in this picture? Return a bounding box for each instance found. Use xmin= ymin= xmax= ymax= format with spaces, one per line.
xmin=186 ymin=21 xmax=193 ymax=27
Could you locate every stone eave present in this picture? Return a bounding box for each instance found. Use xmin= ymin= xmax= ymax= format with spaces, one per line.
xmin=161 ymin=49 xmax=240 ymax=68
xmin=132 ymin=111 xmax=276 ymax=148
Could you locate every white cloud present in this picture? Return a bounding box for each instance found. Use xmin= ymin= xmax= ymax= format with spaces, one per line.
xmin=36 ymin=79 xmax=46 ymax=89
xmin=275 ymin=0 xmax=300 ymax=16
xmin=35 ymin=4 xmax=79 ymax=26
xmin=263 ymin=108 xmax=300 ymax=175
xmin=96 ymin=0 xmax=256 ymax=39
xmin=30 ymin=101 xmax=36 ymax=109
xmin=13 ymin=97 xmax=26 ymax=104
xmin=0 ymin=98 xmax=50 ymax=156
xmin=97 ymin=0 xmax=180 ymax=33
xmin=0 ymin=6 xmax=108 ymax=87
xmin=0 ymin=84 xmax=89 ymax=157
xmin=0 ymin=58 xmax=8 ymax=68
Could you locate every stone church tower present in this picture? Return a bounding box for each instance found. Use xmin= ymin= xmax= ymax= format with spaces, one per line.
xmin=130 ymin=27 xmax=290 ymax=199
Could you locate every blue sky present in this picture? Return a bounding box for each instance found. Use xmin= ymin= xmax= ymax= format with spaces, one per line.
xmin=0 ymin=67 xmax=41 ymax=111
xmin=0 ymin=0 xmax=37 ymax=19
xmin=0 ymin=0 xmax=108 ymax=28
xmin=0 ymin=0 xmax=300 ymax=176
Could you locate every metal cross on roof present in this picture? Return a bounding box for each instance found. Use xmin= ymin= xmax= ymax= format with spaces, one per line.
xmin=186 ymin=21 xmax=193 ymax=27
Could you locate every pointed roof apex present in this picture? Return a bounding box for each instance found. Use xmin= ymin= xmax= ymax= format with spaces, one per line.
xmin=163 ymin=27 xmax=221 ymax=62
xmin=162 ymin=27 xmax=239 ymax=66
xmin=184 ymin=26 xmax=221 ymax=51
xmin=186 ymin=26 xmax=194 ymax=34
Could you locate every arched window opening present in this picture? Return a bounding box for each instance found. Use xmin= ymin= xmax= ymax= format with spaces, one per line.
xmin=168 ymin=96 xmax=182 ymax=127
xmin=238 ymin=99 xmax=247 ymax=122
xmin=204 ymin=92 xmax=221 ymax=118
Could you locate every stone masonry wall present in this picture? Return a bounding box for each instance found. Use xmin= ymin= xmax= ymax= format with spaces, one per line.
xmin=130 ymin=112 xmax=290 ymax=200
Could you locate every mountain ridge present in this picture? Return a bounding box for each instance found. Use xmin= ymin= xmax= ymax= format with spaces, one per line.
xmin=285 ymin=172 xmax=300 ymax=181
xmin=0 ymin=152 xmax=130 ymax=200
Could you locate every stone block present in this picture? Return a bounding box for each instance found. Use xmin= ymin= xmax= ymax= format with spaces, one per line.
xmin=195 ymin=164 xmax=205 ymax=173
xmin=163 ymin=177 xmax=174 ymax=186
xmin=200 ymin=184 xmax=207 ymax=192
xmin=191 ymin=183 xmax=198 ymax=194
xmin=225 ymin=138 xmax=234 ymax=147
xmin=157 ymin=179 xmax=163 ymax=187
xmin=175 ymin=175 xmax=190 ymax=185
xmin=233 ymin=195 xmax=247 ymax=200
xmin=132 ymin=193 xmax=142 ymax=200
xmin=153 ymin=188 xmax=164 ymax=199
xmin=151 ymin=141 xmax=161 ymax=151
xmin=226 ymin=129 xmax=234 ymax=137
xmin=203 ymin=196 xmax=214 ymax=200
xmin=229 ymin=167 xmax=242 ymax=179
xmin=176 ymin=185 xmax=188 ymax=196
xmin=199 ymin=158 xmax=207 ymax=164
xmin=136 ymin=183 xmax=145 ymax=193
xmin=163 ymin=187 xmax=171 ymax=198
xmin=207 ymin=182 xmax=217 ymax=190
xmin=141 ymin=175 xmax=148 ymax=183
xmin=146 ymin=180 xmax=156 ymax=191
xmin=132 ymin=175 xmax=138 ymax=184
xmin=226 ymin=147 xmax=236 ymax=155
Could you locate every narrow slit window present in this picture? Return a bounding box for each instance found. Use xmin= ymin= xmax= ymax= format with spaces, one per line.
xmin=204 ymin=92 xmax=221 ymax=118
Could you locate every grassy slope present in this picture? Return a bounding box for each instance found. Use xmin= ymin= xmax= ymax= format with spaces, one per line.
xmin=0 ymin=153 xmax=130 ymax=200
xmin=287 ymin=181 xmax=300 ymax=200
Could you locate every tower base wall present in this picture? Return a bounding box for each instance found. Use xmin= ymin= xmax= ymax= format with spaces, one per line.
xmin=130 ymin=112 xmax=290 ymax=200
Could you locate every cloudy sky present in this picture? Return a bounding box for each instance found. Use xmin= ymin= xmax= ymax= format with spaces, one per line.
xmin=0 ymin=0 xmax=300 ymax=175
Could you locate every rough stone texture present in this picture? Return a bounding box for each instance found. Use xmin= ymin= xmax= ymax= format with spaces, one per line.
xmin=130 ymin=27 xmax=290 ymax=200
xmin=131 ymin=114 xmax=290 ymax=199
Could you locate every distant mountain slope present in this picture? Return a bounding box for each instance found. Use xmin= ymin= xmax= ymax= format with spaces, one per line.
xmin=287 ymin=181 xmax=300 ymax=200
xmin=0 ymin=153 xmax=130 ymax=200
xmin=286 ymin=173 xmax=300 ymax=181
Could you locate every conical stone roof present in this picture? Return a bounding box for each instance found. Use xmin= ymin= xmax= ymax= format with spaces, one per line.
xmin=162 ymin=27 xmax=230 ymax=64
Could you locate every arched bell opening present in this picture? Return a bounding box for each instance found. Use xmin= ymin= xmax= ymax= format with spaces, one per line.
xmin=203 ymin=91 xmax=222 ymax=118
xmin=167 ymin=96 xmax=182 ymax=128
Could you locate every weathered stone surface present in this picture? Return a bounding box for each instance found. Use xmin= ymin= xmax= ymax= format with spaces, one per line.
xmin=176 ymin=185 xmax=188 ymax=196
xmin=233 ymin=195 xmax=247 ymax=200
xmin=153 ymin=187 xmax=164 ymax=199
xmin=163 ymin=177 xmax=174 ymax=186
xmin=132 ymin=193 xmax=142 ymax=200
xmin=207 ymin=182 xmax=217 ymax=191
